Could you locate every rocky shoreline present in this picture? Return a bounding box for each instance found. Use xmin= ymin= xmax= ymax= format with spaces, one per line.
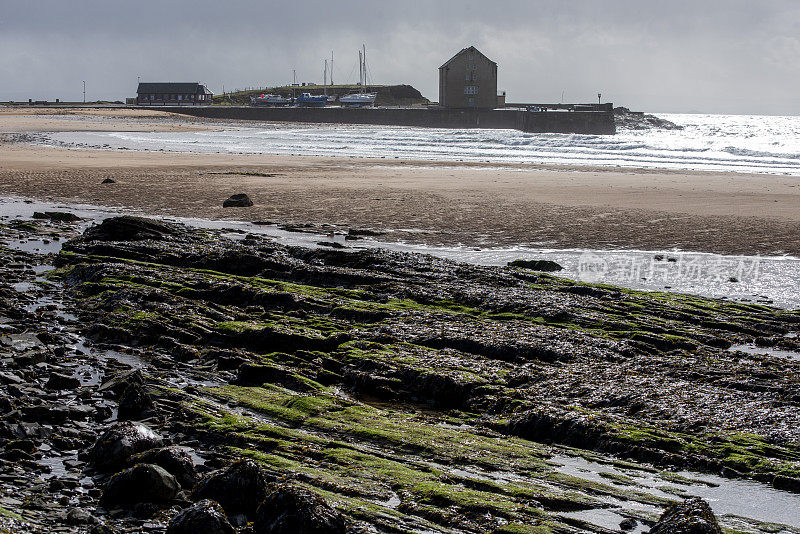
xmin=1 ymin=206 xmax=799 ymax=533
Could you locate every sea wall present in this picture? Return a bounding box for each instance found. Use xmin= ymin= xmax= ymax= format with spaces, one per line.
xmin=162 ymin=106 xmax=616 ymax=135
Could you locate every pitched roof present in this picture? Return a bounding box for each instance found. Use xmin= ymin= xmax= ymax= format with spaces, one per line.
xmin=136 ymin=82 xmax=210 ymax=94
xmin=439 ymin=46 xmax=496 ymax=69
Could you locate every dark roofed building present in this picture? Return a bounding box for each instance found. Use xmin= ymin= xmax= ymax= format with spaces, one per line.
xmin=438 ymin=46 xmax=498 ymax=109
xmin=136 ymin=82 xmax=213 ymax=106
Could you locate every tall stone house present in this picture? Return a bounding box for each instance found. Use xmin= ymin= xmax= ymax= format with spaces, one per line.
xmin=438 ymin=46 xmax=498 ymax=109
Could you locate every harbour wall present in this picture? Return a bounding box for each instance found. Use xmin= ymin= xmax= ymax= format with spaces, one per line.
xmin=162 ymin=106 xmax=617 ymax=135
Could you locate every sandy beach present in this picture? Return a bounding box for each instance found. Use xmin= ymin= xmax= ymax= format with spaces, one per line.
xmin=2 ymin=108 xmax=800 ymax=255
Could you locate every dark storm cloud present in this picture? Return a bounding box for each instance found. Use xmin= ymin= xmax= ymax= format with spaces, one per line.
xmin=1 ymin=0 xmax=799 ymax=114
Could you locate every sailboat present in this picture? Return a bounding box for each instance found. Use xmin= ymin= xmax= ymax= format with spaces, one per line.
xmin=340 ymin=45 xmax=377 ymax=107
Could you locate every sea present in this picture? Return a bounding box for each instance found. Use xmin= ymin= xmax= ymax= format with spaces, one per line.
xmin=39 ymin=112 xmax=800 ymax=175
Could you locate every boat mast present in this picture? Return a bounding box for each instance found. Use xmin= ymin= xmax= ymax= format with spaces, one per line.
xmin=362 ymin=44 xmax=367 ymax=94
xmin=330 ymin=51 xmax=334 ymax=86
xmin=358 ymin=50 xmax=363 ymax=92
xmin=324 ymin=59 xmax=328 ymax=96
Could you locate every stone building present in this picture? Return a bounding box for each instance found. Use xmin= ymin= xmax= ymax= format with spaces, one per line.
xmin=438 ymin=46 xmax=498 ymax=109
xmin=136 ymin=82 xmax=213 ymax=105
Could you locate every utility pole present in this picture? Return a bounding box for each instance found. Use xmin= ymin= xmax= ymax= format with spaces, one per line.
xmin=83 ymin=81 xmax=86 ymax=103
xmin=598 ymin=93 xmax=602 ymax=105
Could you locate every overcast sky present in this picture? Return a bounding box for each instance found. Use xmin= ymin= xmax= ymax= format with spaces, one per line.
xmin=2 ymin=0 xmax=799 ymax=114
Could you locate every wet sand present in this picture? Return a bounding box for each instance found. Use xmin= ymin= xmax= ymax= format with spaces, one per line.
xmin=2 ymin=109 xmax=800 ymax=255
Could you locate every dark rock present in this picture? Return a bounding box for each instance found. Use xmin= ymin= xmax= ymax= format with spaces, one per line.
xmin=2 ymin=448 xmax=34 ymax=461
xmin=6 ymin=439 xmax=35 ymax=453
xmin=21 ymin=404 xmax=69 ymax=424
xmin=89 ymin=524 xmax=117 ymax=534
xmin=222 ymin=194 xmax=253 ymax=208
xmin=508 ymin=259 xmax=563 ymax=272
xmin=94 ymin=405 xmax=114 ymax=422
xmin=117 ymin=382 xmax=155 ymax=421
xmin=614 ymin=107 xmax=683 ymax=130
xmin=99 ymin=369 xmax=145 ymax=396
xmin=101 ymin=463 xmax=180 ymax=506
xmin=620 ymin=517 xmax=637 ymax=531
xmin=129 ymin=446 xmax=197 ymax=488
xmin=101 ymin=178 xmax=116 ymax=184
xmin=166 ymin=499 xmax=235 ymax=534
xmin=89 ymin=421 xmax=163 ymax=471
xmin=193 ymin=459 xmax=274 ymax=518
xmin=48 ymin=479 xmax=66 ymax=491
xmin=66 ymin=507 xmax=95 ymax=525
xmin=0 ymin=371 xmax=24 ymax=385
xmin=84 ymin=216 xmax=180 ymax=242
xmin=68 ymin=404 xmax=94 ymax=420
xmin=254 ymin=484 xmax=345 ymax=534
xmin=46 ymin=372 xmax=81 ymax=390
xmin=772 ymin=474 xmax=800 ymax=492
xmin=36 ymin=331 xmax=58 ymax=344
xmin=236 ymin=363 xmax=315 ymax=392
xmin=649 ymin=497 xmax=722 ymax=534
xmin=0 ymin=397 xmax=16 ymax=413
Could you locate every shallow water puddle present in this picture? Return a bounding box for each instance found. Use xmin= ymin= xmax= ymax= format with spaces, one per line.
xmin=73 ymin=340 xmax=148 ymax=369
xmin=11 ymin=281 xmax=35 ymax=293
xmin=36 ymin=452 xmax=79 ymax=479
xmin=728 ymin=343 xmax=800 ymax=361
xmin=5 ymin=237 xmax=64 ymax=255
xmin=550 ymin=454 xmax=800 ymax=529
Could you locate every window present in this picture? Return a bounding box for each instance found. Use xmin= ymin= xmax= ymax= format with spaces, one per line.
xmin=465 ymin=72 xmax=471 ymax=81
xmin=468 ymin=97 xmax=475 ymax=106
xmin=468 ymin=53 xmax=474 ymax=60
xmin=464 ymin=86 xmax=478 ymax=95
xmin=472 ymin=73 xmax=478 ymax=82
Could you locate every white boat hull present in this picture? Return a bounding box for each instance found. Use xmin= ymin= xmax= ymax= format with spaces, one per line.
xmin=340 ymin=92 xmax=377 ymax=107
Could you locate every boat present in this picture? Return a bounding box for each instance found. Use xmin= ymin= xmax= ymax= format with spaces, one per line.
xmin=250 ymin=94 xmax=292 ymax=106
xmin=340 ymin=92 xmax=377 ymax=107
xmin=295 ymin=93 xmax=327 ymax=107
xmin=341 ymin=45 xmax=377 ymax=108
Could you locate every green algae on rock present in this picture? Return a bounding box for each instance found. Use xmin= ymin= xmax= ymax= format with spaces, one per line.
xmin=48 ymin=216 xmax=800 ymax=532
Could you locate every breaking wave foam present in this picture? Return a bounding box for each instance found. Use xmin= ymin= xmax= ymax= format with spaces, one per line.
xmin=40 ymin=112 xmax=800 ymax=175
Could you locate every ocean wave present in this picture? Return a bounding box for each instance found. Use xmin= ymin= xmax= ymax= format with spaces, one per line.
xmin=722 ymin=146 xmax=800 ymax=160
xmin=39 ymin=113 xmax=800 ymax=175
